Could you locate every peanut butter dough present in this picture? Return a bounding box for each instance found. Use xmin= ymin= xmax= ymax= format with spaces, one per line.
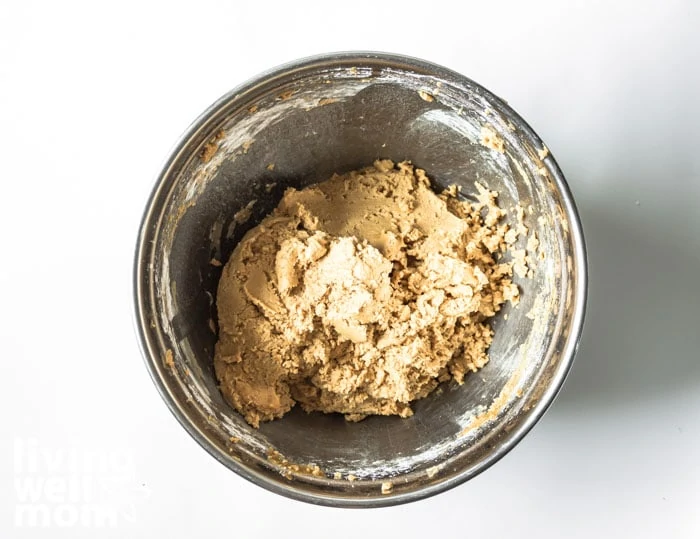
xmin=214 ymin=160 xmax=519 ymax=427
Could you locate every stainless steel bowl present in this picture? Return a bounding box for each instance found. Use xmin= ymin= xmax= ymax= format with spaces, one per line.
xmin=134 ymin=52 xmax=587 ymax=507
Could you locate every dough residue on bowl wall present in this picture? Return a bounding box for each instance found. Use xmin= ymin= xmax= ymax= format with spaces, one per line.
xmin=214 ymin=160 xmax=526 ymax=427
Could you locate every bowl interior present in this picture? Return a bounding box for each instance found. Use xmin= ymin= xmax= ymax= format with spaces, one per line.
xmin=136 ymin=54 xmax=584 ymax=506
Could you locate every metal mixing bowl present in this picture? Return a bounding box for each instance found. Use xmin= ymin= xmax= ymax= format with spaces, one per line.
xmin=134 ymin=52 xmax=587 ymax=507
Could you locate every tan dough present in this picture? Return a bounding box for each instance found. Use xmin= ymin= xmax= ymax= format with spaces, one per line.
xmin=214 ymin=160 xmax=519 ymax=427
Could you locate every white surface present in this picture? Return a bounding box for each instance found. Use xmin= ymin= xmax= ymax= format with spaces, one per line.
xmin=1 ymin=0 xmax=699 ymax=537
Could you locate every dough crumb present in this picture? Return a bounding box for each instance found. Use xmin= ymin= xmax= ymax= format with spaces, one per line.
xmin=318 ymin=97 xmax=339 ymax=106
xmin=233 ymin=199 xmax=256 ymax=224
xmin=537 ymin=145 xmax=549 ymax=160
xmin=266 ymin=163 xmax=276 ymax=171
xmin=512 ymin=249 xmax=529 ymax=278
xmin=200 ymin=129 xmax=225 ymax=163
xmin=164 ymin=349 xmax=175 ymax=369
xmin=210 ymin=258 xmax=222 ymax=267
xmin=418 ymin=90 xmax=434 ymax=102
xmin=527 ymin=232 xmax=540 ymax=253
xmin=347 ymin=474 xmax=357 ymax=482
xmin=516 ymin=206 xmax=529 ymax=236
xmin=381 ymin=481 xmax=393 ymax=494
xmin=214 ymin=161 xmax=523 ymax=427
xmin=265 ymin=182 xmax=277 ymax=193
xmin=480 ymin=126 xmax=505 ymax=153
xmin=333 ymin=472 xmax=342 ymax=480
xmin=426 ymin=465 xmax=440 ymax=479
xmin=241 ymin=140 xmax=254 ymax=154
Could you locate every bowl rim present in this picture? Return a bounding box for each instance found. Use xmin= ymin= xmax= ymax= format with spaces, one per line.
xmin=133 ymin=50 xmax=588 ymax=508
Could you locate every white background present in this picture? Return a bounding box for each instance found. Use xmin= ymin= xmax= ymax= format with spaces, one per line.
xmin=2 ymin=0 xmax=699 ymax=537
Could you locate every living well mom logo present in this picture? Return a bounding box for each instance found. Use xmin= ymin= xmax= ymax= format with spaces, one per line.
xmin=13 ymin=437 xmax=149 ymax=528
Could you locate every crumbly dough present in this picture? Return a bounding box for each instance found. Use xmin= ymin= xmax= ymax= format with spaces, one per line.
xmin=214 ymin=160 xmax=519 ymax=427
